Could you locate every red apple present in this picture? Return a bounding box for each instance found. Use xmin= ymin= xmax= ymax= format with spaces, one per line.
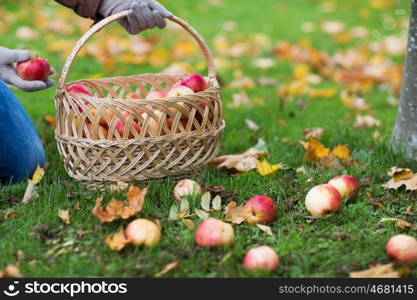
xmin=115 ymin=111 xmax=141 ymax=138
xmin=17 ymin=56 xmax=51 ymax=81
xmin=173 ymin=179 xmax=203 ymax=201
xmin=125 ymin=219 xmax=161 ymax=247
xmin=146 ymin=90 xmax=167 ymax=99
xmin=173 ymin=74 xmax=208 ymax=92
xmin=305 ymin=184 xmax=342 ymax=217
xmin=195 ymin=217 xmax=234 ymax=247
xmin=243 ymin=246 xmax=280 ymax=272
xmin=90 ymin=107 xmax=114 ymax=126
xmin=328 ymin=175 xmax=359 ymax=200
xmin=243 ymin=195 xmax=277 ymax=224
xmin=86 ymin=123 xmax=108 ymax=140
xmin=167 ymin=85 xmax=194 ymax=98
xmin=67 ymin=83 xmax=92 ymax=96
xmin=386 ymin=234 xmax=417 ymax=264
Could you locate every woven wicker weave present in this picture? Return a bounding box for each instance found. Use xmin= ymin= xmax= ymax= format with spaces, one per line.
xmin=54 ymin=11 xmax=224 ymax=183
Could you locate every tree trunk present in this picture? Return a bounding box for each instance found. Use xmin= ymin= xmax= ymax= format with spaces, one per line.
xmin=392 ymin=0 xmax=417 ymax=159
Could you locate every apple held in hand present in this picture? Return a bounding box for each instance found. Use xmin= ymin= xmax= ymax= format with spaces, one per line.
xmin=195 ymin=218 xmax=235 ymax=247
xmin=125 ymin=219 xmax=161 ymax=247
xmin=173 ymin=74 xmax=208 ymax=93
xmin=243 ymin=195 xmax=277 ymax=224
xmin=17 ymin=56 xmax=51 ymax=81
xmin=386 ymin=234 xmax=417 ymax=264
xmin=173 ymin=179 xmax=203 ymax=201
xmin=243 ymin=246 xmax=280 ymax=272
xmin=305 ymin=184 xmax=342 ymax=217
xmin=328 ymin=175 xmax=359 ymax=200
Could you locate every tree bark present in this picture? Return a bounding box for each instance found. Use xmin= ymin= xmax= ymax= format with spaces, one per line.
xmin=392 ymin=0 xmax=417 ymax=159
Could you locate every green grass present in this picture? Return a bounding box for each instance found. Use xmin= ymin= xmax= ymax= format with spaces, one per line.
xmin=1 ymin=0 xmax=417 ymax=277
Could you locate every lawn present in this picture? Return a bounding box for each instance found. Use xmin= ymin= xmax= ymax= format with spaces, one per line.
xmin=1 ymin=0 xmax=416 ymax=278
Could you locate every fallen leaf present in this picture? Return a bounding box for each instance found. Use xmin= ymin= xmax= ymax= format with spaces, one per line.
xmin=354 ymin=115 xmax=381 ymax=128
xmin=108 ymin=181 xmax=129 ymax=192
xmin=349 ymin=264 xmax=399 ymax=278
xmin=300 ymin=139 xmax=330 ymax=162
xmin=201 ymin=192 xmax=211 ymax=211
xmin=244 ymin=119 xmax=260 ymax=131
xmin=5 ymin=210 xmax=18 ymax=219
xmin=212 ymin=148 xmax=268 ymax=174
xmin=169 ymin=204 xmax=179 ymax=220
xmin=256 ymin=160 xmax=285 ymax=176
xmin=181 ymin=219 xmax=195 ymax=230
xmin=44 ymin=115 xmax=56 ymax=129
xmin=331 ymin=145 xmax=350 ymax=159
xmin=0 ymin=264 xmax=23 ymax=278
xmin=104 ymin=228 xmax=130 ymax=251
xmin=224 ymin=201 xmax=245 ymax=224
xmin=29 ymin=166 xmax=45 ymax=185
xmin=256 ymin=224 xmax=273 ymax=236
xmin=58 ymin=209 xmax=70 ymax=224
xmin=304 ymin=128 xmax=326 ymax=140
xmin=383 ymin=167 xmax=417 ymax=191
xmin=154 ymin=261 xmax=180 ymax=277
xmin=212 ymin=195 xmax=222 ymax=211
xmin=92 ymin=186 xmax=147 ymax=222
xmin=194 ymin=208 xmax=210 ymax=220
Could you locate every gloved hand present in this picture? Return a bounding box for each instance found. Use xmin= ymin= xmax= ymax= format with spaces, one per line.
xmin=98 ymin=0 xmax=172 ymax=35
xmin=0 ymin=47 xmax=54 ymax=92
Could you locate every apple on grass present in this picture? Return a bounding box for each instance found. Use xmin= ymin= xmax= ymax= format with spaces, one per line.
xmin=115 ymin=111 xmax=141 ymax=138
xmin=243 ymin=246 xmax=280 ymax=272
xmin=173 ymin=179 xmax=203 ymax=201
xmin=125 ymin=219 xmax=161 ymax=247
xmin=243 ymin=195 xmax=277 ymax=224
xmin=328 ymin=175 xmax=359 ymax=200
xmin=17 ymin=56 xmax=51 ymax=81
xmin=195 ymin=218 xmax=234 ymax=247
xmin=305 ymin=184 xmax=342 ymax=217
xmin=386 ymin=234 xmax=417 ymax=264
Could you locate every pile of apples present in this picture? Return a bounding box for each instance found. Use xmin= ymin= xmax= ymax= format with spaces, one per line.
xmin=66 ymin=73 xmax=210 ymax=140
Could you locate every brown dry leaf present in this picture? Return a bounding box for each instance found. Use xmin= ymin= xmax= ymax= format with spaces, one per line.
xmin=5 ymin=210 xmax=18 ymax=219
xmin=379 ymin=217 xmax=417 ymax=231
xmin=354 ymin=115 xmax=381 ymax=128
xmin=44 ymin=115 xmax=57 ymax=129
xmin=154 ymin=261 xmax=180 ymax=277
xmin=300 ymin=139 xmax=330 ymax=162
xmin=104 ymin=228 xmax=130 ymax=251
xmin=212 ymin=148 xmax=268 ymax=174
xmin=92 ymin=186 xmax=147 ymax=222
xmin=303 ymin=128 xmax=326 ymax=140
xmin=331 ymin=145 xmax=350 ymax=159
xmin=256 ymin=224 xmax=273 ymax=236
xmin=383 ymin=167 xmax=417 ymax=191
xmin=349 ymin=264 xmax=399 ymax=278
xmin=0 ymin=264 xmax=23 ymax=278
xmin=58 ymin=209 xmax=70 ymax=224
xmin=224 ymin=201 xmax=246 ymax=224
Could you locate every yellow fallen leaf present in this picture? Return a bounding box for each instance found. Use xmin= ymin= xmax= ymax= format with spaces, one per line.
xmin=58 ymin=209 xmax=70 ymax=224
xmin=349 ymin=264 xmax=399 ymax=278
xmin=104 ymin=228 xmax=130 ymax=251
xmin=154 ymin=261 xmax=180 ymax=277
xmin=44 ymin=115 xmax=57 ymax=129
xmin=300 ymin=139 xmax=330 ymax=162
xmin=28 ymin=166 xmax=45 ymax=185
xmin=331 ymin=145 xmax=350 ymax=159
xmin=256 ymin=160 xmax=285 ymax=176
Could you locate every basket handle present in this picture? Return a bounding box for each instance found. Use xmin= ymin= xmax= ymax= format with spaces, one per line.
xmin=57 ymin=10 xmax=218 ymax=93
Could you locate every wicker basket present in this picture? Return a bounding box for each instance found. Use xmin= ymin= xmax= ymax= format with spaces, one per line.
xmin=54 ymin=11 xmax=224 ymax=184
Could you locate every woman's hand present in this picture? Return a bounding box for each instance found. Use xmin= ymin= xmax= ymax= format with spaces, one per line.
xmin=98 ymin=0 xmax=172 ymax=35
xmin=0 ymin=47 xmax=54 ymax=92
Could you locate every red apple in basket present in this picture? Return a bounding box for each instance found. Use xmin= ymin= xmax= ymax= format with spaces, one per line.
xmin=167 ymin=85 xmax=194 ymax=117
xmin=86 ymin=123 xmax=108 ymax=140
xmin=90 ymin=107 xmax=115 ymax=126
xmin=66 ymin=83 xmax=92 ymax=96
xmin=173 ymin=74 xmax=208 ymax=92
xmin=17 ymin=56 xmax=51 ymax=81
xmin=115 ymin=111 xmax=141 ymax=138
xmin=146 ymin=90 xmax=167 ymax=99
